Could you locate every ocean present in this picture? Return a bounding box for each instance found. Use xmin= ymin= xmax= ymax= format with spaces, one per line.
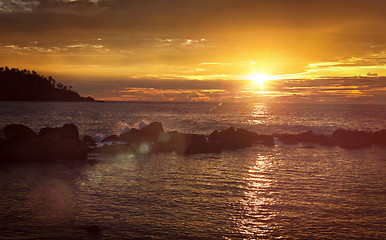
xmin=0 ymin=102 xmax=385 ymax=239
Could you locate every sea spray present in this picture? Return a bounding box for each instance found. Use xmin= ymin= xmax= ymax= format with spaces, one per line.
xmin=115 ymin=121 xmax=131 ymax=135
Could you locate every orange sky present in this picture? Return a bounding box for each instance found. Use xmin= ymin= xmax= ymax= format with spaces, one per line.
xmin=0 ymin=0 xmax=385 ymax=103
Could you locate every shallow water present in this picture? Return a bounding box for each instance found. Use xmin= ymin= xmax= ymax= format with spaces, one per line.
xmin=0 ymin=102 xmax=385 ymax=239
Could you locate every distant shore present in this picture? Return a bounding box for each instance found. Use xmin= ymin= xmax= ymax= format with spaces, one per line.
xmin=0 ymin=67 xmax=97 ymax=102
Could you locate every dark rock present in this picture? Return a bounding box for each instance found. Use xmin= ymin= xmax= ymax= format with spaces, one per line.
xmin=4 ymin=124 xmax=37 ymax=144
xmin=296 ymin=130 xmax=328 ymax=143
xmin=256 ymin=134 xmax=275 ymax=145
xmin=185 ymin=134 xmax=221 ymax=154
xmin=156 ymin=131 xmax=190 ymax=154
xmin=39 ymin=123 xmax=79 ymax=142
xmin=209 ymin=127 xmax=236 ymax=142
xmin=318 ymin=137 xmax=336 ymax=146
xmin=102 ymin=135 xmax=118 ymax=142
xmin=140 ymin=122 xmax=164 ymax=141
xmin=83 ymin=135 xmax=97 ymax=147
xmin=0 ymin=142 xmax=41 ymax=164
xmin=278 ymin=134 xmax=298 ymax=144
xmin=208 ymin=127 xmax=241 ymax=149
xmin=118 ymin=128 xmax=143 ymax=143
xmin=208 ymin=127 xmax=267 ymax=150
xmin=156 ymin=131 xmax=221 ymax=155
xmin=38 ymin=124 xmax=88 ymax=160
xmin=371 ymin=129 xmax=386 ymax=145
xmin=302 ymin=145 xmax=316 ymax=148
xmin=85 ymin=224 xmax=102 ymax=240
xmin=236 ymin=128 xmax=259 ymax=146
xmin=86 ymin=224 xmax=102 ymax=235
xmin=339 ymin=139 xmax=371 ymax=149
xmin=331 ymin=129 xmax=372 ymax=149
xmin=90 ymin=143 xmax=131 ymax=155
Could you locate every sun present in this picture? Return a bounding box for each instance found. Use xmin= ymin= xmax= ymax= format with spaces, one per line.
xmin=246 ymin=73 xmax=277 ymax=88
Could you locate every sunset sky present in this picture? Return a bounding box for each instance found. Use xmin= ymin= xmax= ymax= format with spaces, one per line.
xmin=0 ymin=0 xmax=385 ymax=103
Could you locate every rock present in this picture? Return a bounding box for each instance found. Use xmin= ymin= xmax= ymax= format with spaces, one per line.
xmin=339 ymin=139 xmax=371 ymax=149
xmin=118 ymin=128 xmax=143 ymax=143
xmin=331 ymin=129 xmax=372 ymax=149
xmin=256 ymin=134 xmax=275 ymax=145
xmin=86 ymin=224 xmax=102 ymax=240
xmin=156 ymin=131 xmax=221 ymax=155
xmin=185 ymin=134 xmax=221 ymax=154
xmin=102 ymin=135 xmax=118 ymax=142
xmin=90 ymin=143 xmax=131 ymax=155
xmin=208 ymin=127 xmax=240 ymax=149
xmin=277 ymin=134 xmax=298 ymax=144
xmin=296 ymin=130 xmax=328 ymax=143
xmin=236 ymin=128 xmax=259 ymax=146
xmin=140 ymin=121 xmax=164 ymax=141
xmin=371 ymin=129 xmax=386 ymax=145
xmin=0 ymin=141 xmax=41 ymax=164
xmin=318 ymin=137 xmax=336 ymax=146
xmin=4 ymin=124 xmax=37 ymax=144
xmin=82 ymin=135 xmax=97 ymax=147
xmin=208 ymin=127 xmax=269 ymax=150
xmin=38 ymin=124 xmax=88 ymax=160
xmin=39 ymin=123 xmax=79 ymax=142
xmin=156 ymin=131 xmax=190 ymax=154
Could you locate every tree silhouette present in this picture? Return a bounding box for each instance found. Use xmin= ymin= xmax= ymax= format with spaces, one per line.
xmin=0 ymin=66 xmax=96 ymax=102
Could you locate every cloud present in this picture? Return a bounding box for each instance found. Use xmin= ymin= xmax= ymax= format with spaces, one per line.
xmin=0 ymin=0 xmax=39 ymax=12
xmin=1 ymin=0 xmax=385 ymax=35
xmin=367 ymin=72 xmax=378 ymax=77
xmin=0 ymin=0 xmax=385 ymax=104
xmin=62 ymin=76 xmax=386 ymax=104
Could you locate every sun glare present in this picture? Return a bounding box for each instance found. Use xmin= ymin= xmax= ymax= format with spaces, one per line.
xmin=247 ymin=73 xmax=277 ymax=88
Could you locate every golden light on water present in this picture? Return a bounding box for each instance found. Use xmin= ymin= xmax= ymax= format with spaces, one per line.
xmin=234 ymin=155 xmax=279 ymax=237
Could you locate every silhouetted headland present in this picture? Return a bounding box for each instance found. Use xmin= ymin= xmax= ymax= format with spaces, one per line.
xmin=0 ymin=66 xmax=96 ymax=102
xmin=1 ymin=121 xmax=385 ymax=165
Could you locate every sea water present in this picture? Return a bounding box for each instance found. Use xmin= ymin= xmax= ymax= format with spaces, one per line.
xmin=0 ymin=102 xmax=385 ymax=239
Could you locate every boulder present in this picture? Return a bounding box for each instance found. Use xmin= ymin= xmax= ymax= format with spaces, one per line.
xmin=277 ymin=134 xmax=298 ymax=145
xmin=156 ymin=131 xmax=190 ymax=154
xmin=90 ymin=143 xmax=131 ymax=155
xmin=156 ymin=131 xmax=221 ymax=155
xmin=118 ymin=128 xmax=143 ymax=143
xmin=256 ymin=134 xmax=275 ymax=145
xmin=38 ymin=124 xmax=88 ymax=160
xmin=208 ymin=127 xmax=267 ymax=149
xmin=102 ymin=135 xmax=118 ymax=142
xmin=4 ymin=124 xmax=37 ymax=144
xmin=331 ymin=129 xmax=372 ymax=149
xmin=296 ymin=130 xmax=328 ymax=143
xmin=140 ymin=121 xmax=164 ymax=141
xmin=185 ymin=134 xmax=221 ymax=154
xmin=371 ymin=129 xmax=386 ymax=145
xmin=208 ymin=127 xmax=240 ymax=149
xmin=82 ymin=135 xmax=97 ymax=147
xmin=236 ymin=128 xmax=259 ymax=146
xmin=39 ymin=123 xmax=79 ymax=142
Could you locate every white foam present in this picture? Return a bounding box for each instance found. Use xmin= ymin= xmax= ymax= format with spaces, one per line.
xmin=138 ymin=121 xmax=148 ymax=130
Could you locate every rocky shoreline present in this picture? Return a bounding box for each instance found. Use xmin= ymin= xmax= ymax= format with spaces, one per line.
xmin=1 ymin=122 xmax=385 ymax=164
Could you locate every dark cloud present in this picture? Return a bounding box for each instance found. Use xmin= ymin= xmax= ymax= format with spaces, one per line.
xmin=1 ymin=0 xmax=385 ymax=35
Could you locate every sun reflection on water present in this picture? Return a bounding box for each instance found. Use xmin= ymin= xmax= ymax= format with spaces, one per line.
xmin=233 ymin=154 xmax=280 ymax=238
xmin=247 ymin=104 xmax=270 ymax=125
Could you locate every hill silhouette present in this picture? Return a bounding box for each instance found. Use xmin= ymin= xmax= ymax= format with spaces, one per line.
xmin=0 ymin=66 xmax=95 ymax=102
